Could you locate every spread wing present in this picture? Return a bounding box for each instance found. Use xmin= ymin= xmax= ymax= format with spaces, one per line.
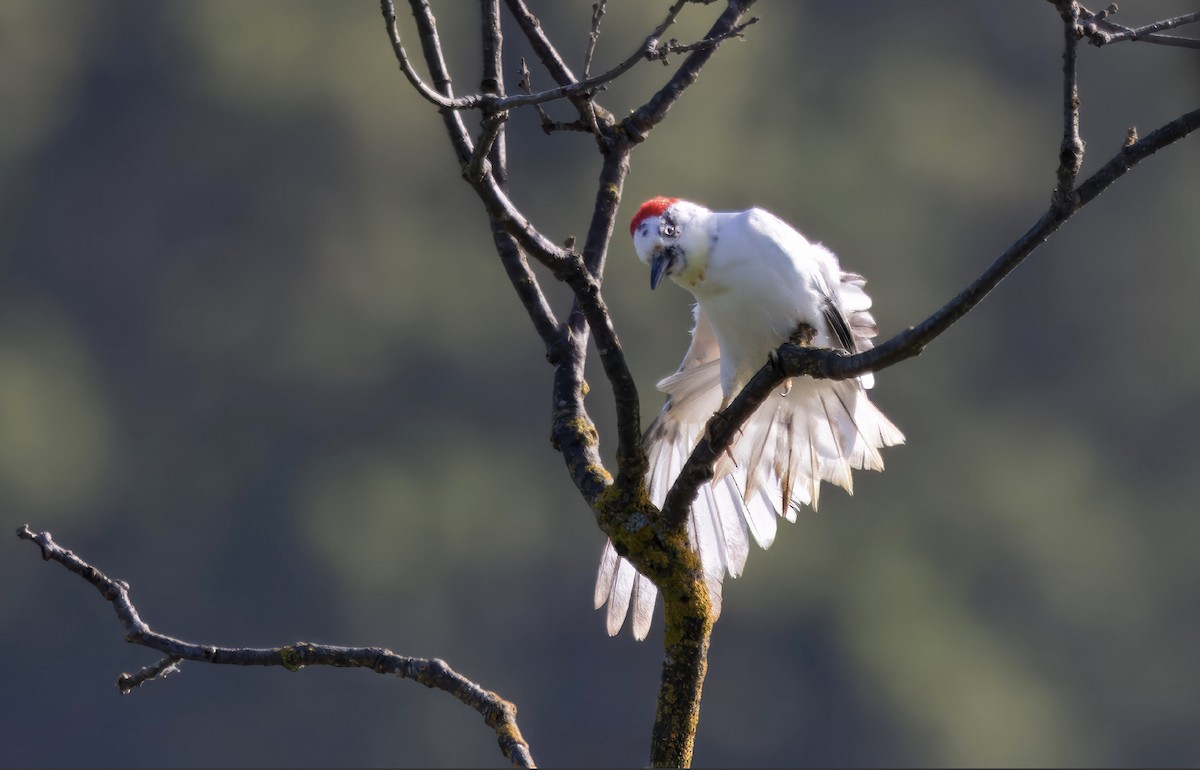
xmin=595 ymin=273 xmax=903 ymax=641
xmin=594 ymin=305 xmax=735 ymax=640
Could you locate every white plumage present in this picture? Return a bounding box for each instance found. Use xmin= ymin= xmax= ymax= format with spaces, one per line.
xmin=595 ymin=197 xmax=904 ymax=640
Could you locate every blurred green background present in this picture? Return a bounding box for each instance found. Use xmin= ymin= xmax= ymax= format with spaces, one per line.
xmin=3 ymin=1 xmax=1199 ymax=766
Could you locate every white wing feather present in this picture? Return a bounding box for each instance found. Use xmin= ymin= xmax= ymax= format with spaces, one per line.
xmin=596 ymin=213 xmax=904 ymax=640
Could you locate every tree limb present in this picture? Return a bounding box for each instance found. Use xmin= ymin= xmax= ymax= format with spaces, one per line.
xmin=624 ymin=0 xmax=758 ymax=143
xmin=390 ymin=0 xmax=646 ymax=504
xmin=16 ymin=525 xmax=536 ymax=769
xmin=584 ymin=0 xmax=607 ymax=79
xmin=503 ymin=0 xmax=692 ymax=127
xmin=1052 ymin=0 xmax=1084 ymax=210
xmin=660 ymin=1 xmax=1199 ymax=531
xmin=1080 ymin=8 xmax=1200 ymax=48
xmin=661 ymin=99 xmax=1200 ymax=531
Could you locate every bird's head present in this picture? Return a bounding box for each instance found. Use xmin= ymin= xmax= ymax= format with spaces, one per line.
xmin=630 ymin=197 xmax=711 ymax=290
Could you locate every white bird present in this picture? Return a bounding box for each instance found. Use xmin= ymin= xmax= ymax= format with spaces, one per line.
xmin=595 ymin=197 xmax=905 ymax=640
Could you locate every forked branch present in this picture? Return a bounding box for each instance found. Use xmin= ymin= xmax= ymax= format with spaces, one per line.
xmin=1079 ymin=8 xmax=1200 ymax=48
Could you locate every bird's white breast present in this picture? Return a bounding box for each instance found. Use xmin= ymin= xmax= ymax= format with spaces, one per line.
xmin=686 ymin=209 xmax=837 ymax=394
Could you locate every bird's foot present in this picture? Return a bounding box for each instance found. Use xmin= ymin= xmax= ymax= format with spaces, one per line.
xmin=788 ymin=322 xmax=818 ymax=347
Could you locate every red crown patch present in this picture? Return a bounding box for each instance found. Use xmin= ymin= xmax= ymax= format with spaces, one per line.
xmin=630 ymin=196 xmax=678 ymax=237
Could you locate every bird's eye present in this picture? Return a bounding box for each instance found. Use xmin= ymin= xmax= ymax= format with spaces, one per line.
xmin=660 ymin=222 xmax=679 ymax=238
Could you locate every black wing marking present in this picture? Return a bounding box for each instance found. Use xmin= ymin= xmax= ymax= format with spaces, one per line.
xmin=822 ymin=297 xmax=857 ymax=353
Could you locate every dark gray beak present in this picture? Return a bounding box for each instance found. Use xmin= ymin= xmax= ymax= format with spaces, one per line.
xmin=650 ymin=249 xmax=676 ymax=290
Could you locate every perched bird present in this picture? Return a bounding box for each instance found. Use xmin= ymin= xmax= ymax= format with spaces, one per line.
xmin=595 ymin=197 xmax=905 ymax=640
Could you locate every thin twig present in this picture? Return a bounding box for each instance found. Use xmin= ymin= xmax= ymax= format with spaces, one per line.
xmin=503 ymin=0 xmax=580 ymax=86
xmin=381 ymin=0 xmax=649 ymax=118
xmin=1121 ymin=33 xmax=1200 ymax=49
xmin=381 ymin=0 xmax=479 ymax=109
xmin=386 ymin=0 xmax=698 ymax=119
xmin=568 ymin=152 xmax=646 ymax=486
xmin=1053 ymin=1 xmax=1085 ymax=211
xmin=1082 ymin=9 xmax=1200 ymax=47
xmin=17 ymin=525 xmax=536 ymax=768
xmin=647 ymin=17 xmax=759 ymax=62
xmin=503 ymin=0 xmax=695 ymax=120
xmin=118 ymin=656 xmax=182 ymax=694
xmin=503 ymin=0 xmax=615 ymax=131
xmin=480 ymin=0 xmax=508 ymax=185
xmin=584 ymin=1 xmax=606 ymax=79
xmin=481 ymin=7 xmax=560 ymax=358
xmin=467 ymin=112 xmax=507 ymax=182
xmin=400 ymin=1 xmax=569 ymax=272
xmin=491 ymin=225 xmax=562 ymax=354
xmin=488 ymin=6 xmax=703 ymax=116
xmin=625 ymin=0 xmax=759 ymax=143
xmin=518 ymin=57 xmax=590 ymax=134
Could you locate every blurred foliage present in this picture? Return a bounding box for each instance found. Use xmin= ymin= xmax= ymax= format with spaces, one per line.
xmin=3 ymin=1 xmax=1199 ymax=767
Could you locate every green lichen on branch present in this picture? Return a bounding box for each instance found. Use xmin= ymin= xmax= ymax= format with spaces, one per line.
xmin=552 ymin=412 xmax=612 ymax=502
xmin=594 ymin=478 xmax=715 ymax=768
xmin=564 ymin=415 xmax=599 ymax=446
xmin=280 ymin=642 xmax=317 ymax=672
xmin=594 ymin=474 xmax=714 ymax=625
xmin=596 ymin=482 xmax=666 ymax=573
xmin=653 ymin=553 xmax=712 ymax=768
xmin=483 ymin=699 xmax=527 ymax=745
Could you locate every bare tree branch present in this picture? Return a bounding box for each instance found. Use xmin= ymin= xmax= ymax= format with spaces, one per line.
xmin=480 ymin=0 xmax=508 ymax=185
xmin=625 ymin=0 xmax=758 ymax=143
xmin=660 ymin=98 xmax=1200 ymax=532
xmin=503 ymin=0 xmax=613 ymax=133
xmin=385 ymin=0 xmax=763 ymax=518
xmin=584 ymin=0 xmax=607 ymax=79
xmin=118 ymin=655 xmax=183 ymax=693
xmin=390 ymin=0 xmax=740 ymax=117
xmin=516 ymin=59 xmax=593 ymax=135
xmin=504 ymin=0 xmax=582 ymax=87
xmin=496 ymin=0 xmax=696 ymax=115
xmin=477 ymin=1 xmax=568 ymax=387
xmin=476 ymin=1 xmax=616 ymax=509
xmin=393 ymin=1 xmax=573 ymax=275
xmin=567 ymin=151 xmax=641 ymax=483
xmin=467 ymin=112 xmax=508 ymax=183
xmin=16 ymin=526 xmax=536 ymax=768
xmin=1080 ymin=8 xmax=1200 ymax=48
xmin=1117 ymin=32 xmax=1200 ymax=49
xmin=1052 ymin=0 xmax=1084 ymax=210
xmin=504 ymin=0 xmax=690 ymax=122
xmin=645 ymin=16 xmax=759 ymax=62
xmin=385 ymin=1 xmax=665 ymax=506
xmin=381 ymin=0 xmax=476 ymax=109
